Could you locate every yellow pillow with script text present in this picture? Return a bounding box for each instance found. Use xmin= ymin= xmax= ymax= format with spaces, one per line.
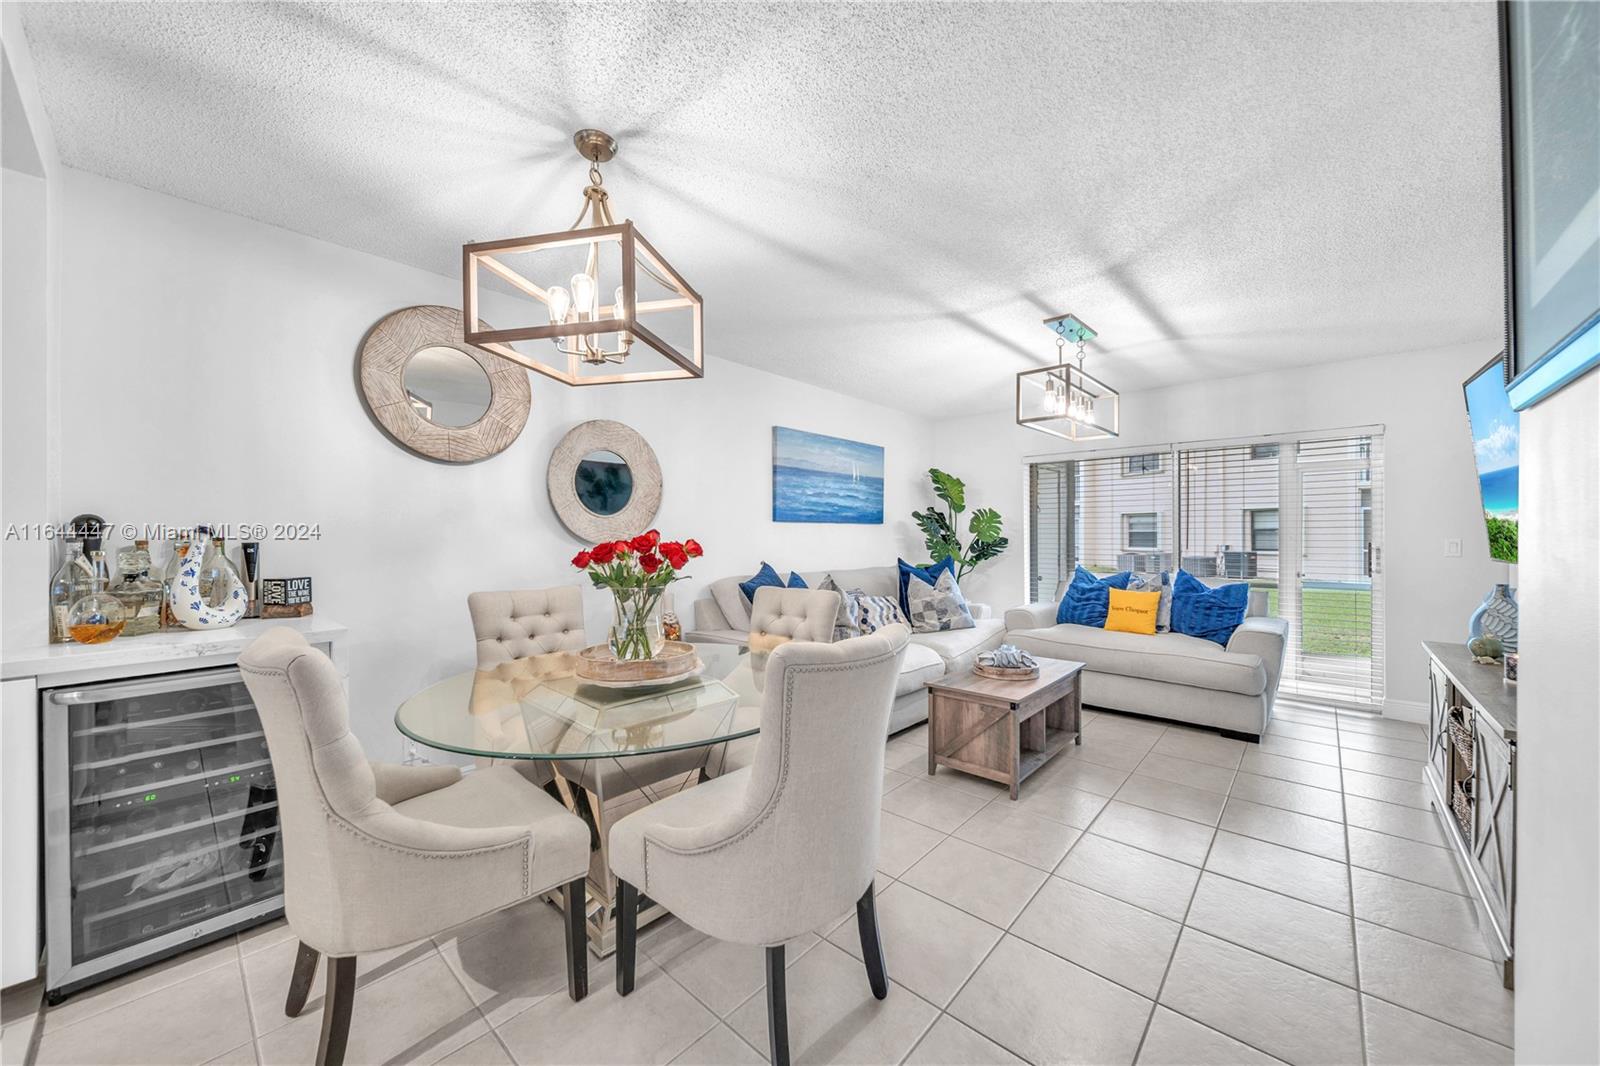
xmin=1105 ymin=588 xmax=1161 ymax=634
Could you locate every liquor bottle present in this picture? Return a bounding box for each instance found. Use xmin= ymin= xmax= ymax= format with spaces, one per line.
xmin=239 ymin=542 xmax=261 ymax=618
xmin=159 ymin=533 xmax=192 ymax=630
xmin=197 ymin=536 xmax=243 ymax=608
xmin=48 ymin=541 xmax=92 ymax=643
xmin=66 ymin=551 xmax=126 ymax=644
xmin=113 ymin=540 xmax=163 ymax=637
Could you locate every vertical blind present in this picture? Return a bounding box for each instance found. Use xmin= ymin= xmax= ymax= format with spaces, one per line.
xmin=1027 ymin=432 xmax=1385 ymax=708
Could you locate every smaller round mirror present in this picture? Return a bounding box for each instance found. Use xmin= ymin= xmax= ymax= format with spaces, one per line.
xmin=402 ymin=346 xmax=492 ymax=428
xmin=574 ymin=450 xmax=633 ymax=515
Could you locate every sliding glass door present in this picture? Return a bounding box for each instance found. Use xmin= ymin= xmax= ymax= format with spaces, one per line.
xmin=1283 ymin=436 xmax=1384 ymax=706
xmin=1027 ymin=429 xmax=1385 ymax=708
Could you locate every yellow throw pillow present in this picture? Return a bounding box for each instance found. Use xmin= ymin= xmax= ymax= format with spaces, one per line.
xmin=1105 ymin=588 xmax=1161 ymax=635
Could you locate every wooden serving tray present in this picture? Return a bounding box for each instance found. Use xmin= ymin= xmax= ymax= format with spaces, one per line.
xmin=576 ymin=640 xmax=700 ymax=684
xmin=973 ymin=662 xmax=1040 ymax=682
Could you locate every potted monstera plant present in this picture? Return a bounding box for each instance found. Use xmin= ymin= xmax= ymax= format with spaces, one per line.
xmin=910 ymin=468 xmax=1008 ymax=581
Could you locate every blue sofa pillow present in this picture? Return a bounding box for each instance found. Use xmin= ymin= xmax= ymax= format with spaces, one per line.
xmin=897 ymin=557 xmax=956 ymax=617
xmin=1057 ymin=566 xmax=1132 ymax=626
xmin=786 ymin=572 xmax=808 ymax=589
xmin=1170 ymin=569 xmax=1250 ymax=646
xmin=739 ymin=562 xmax=785 ymax=604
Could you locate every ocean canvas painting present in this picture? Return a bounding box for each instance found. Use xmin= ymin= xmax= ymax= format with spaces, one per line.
xmin=772 ymin=427 xmax=884 ymax=524
xmin=1463 ymin=358 xmax=1519 ymax=562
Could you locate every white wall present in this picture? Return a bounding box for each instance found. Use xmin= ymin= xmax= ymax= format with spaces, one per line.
xmin=933 ymin=344 xmax=1505 ymax=711
xmin=1 ymin=166 xmax=49 ymax=652
xmin=1 ymin=25 xmax=60 ymax=656
xmin=44 ymin=168 xmax=934 ymax=756
xmin=1514 ymin=369 xmax=1599 ymax=1065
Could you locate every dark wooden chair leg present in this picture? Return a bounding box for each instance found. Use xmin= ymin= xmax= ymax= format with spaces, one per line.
xmin=315 ymin=955 xmax=356 ymax=1066
xmin=855 ymin=883 xmax=889 ymax=999
xmin=615 ymin=878 xmax=638 ymax=996
xmin=285 ymin=941 xmax=320 ymax=1017
xmin=765 ymin=945 xmax=790 ymax=1066
xmin=562 ymin=878 xmax=588 ymax=1001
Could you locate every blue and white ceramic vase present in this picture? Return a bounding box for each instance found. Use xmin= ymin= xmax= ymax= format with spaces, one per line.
xmin=167 ymin=538 xmax=247 ymax=630
xmin=1467 ymin=584 xmax=1518 ymax=652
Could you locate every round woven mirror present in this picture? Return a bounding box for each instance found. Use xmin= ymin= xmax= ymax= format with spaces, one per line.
xmin=548 ymin=420 xmax=662 ymax=541
xmin=359 ymin=306 xmax=531 ymax=463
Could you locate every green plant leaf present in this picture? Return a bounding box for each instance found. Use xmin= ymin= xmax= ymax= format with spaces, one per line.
xmin=912 ymin=507 xmax=953 ymax=541
xmin=928 ymin=468 xmax=966 ymax=514
xmin=967 ymin=507 xmax=1003 ymax=543
xmin=966 ymin=536 xmax=1009 ymax=564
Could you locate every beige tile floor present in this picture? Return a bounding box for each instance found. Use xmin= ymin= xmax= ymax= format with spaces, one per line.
xmin=2 ymin=705 xmax=1514 ymax=1065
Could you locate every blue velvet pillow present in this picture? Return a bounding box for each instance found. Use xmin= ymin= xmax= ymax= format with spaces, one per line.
xmin=739 ymin=562 xmax=784 ymax=604
xmin=1056 ymin=566 xmax=1132 ymax=626
xmin=897 ymin=557 xmax=956 ymax=617
xmin=1170 ymin=569 xmax=1250 ymax=646
xmin=786 ymin=572 xmax=808 ymax=589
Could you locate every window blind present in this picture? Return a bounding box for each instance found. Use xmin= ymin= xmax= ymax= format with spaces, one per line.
xmin=1028 ymin=452 xmax=1174 ymax=601
xmin=1282 ymin=434 xmax=1385 ymax=707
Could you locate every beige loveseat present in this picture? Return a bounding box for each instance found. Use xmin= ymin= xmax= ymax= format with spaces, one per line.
xmin=689 ymin=566 xmax=1004 ymax=733
xmin=1003 ymin=589 xmax=1289 ymax=740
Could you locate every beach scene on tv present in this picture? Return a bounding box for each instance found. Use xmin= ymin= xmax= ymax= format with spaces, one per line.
xmin=772 ymin=427 xmax=885 ymax=524
xmin=1464 ymin=360 xmax=1519 ymax=563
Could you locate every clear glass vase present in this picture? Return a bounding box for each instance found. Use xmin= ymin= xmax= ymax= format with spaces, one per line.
xmin=609 ymin=587 xmax=664 ymax=661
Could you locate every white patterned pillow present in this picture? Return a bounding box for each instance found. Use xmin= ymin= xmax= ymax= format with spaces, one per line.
xmin=1129 ymin=571 xmax=1174 ymax=632
xmin=906 ymin=569 xmax=975 ymax=633
xmin=817 ymin=575 xmax=854 ymax=641
xmin=842 ymin=588 xmax=906 ymax=637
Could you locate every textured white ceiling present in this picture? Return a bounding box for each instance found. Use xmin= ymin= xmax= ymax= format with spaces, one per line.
xmin=19 ymin=2 xmax=1504 ymax=415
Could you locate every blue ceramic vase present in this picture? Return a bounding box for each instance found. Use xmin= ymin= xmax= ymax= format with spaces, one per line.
xmin=1467 ymin=584 xmax=1518 ymax=652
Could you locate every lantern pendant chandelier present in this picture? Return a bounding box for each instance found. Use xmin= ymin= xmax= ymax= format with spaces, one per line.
xmin=462 ymin=129 xmax=704 ymax=386
xmin=1015 ymin=313 xmax=1120 ymax=440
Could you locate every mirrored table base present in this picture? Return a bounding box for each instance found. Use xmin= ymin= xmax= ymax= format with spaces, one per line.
xmin=541 ymin=742 xmax=735 ymax=957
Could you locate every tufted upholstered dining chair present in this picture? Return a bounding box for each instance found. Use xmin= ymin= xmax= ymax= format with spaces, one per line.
xmin=702 ymin=585 xmax=844 ymax=779
xmin=466 ymin=587 xmax=590 ymax=785
xmin=746 ymin=585 xmax=842 ymax=650
xmin=608 ymin=625 xmax=910 ymax=1066
xmin=238 ymin=628 xmax=591 ymax=1066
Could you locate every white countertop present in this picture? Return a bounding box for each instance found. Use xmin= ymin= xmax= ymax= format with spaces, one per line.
xmin=1 ymin=616 xmax=348 ymax=680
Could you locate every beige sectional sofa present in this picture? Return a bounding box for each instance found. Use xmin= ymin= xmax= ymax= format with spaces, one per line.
xmin=1003 ymin=589 xmax=1289 ymax=740
xmin=689 ymin=566 xmax=1004 ymax=733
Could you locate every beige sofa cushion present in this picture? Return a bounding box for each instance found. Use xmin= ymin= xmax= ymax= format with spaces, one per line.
xmin=710 ymin=576 xmax=754 ymax=631
xmin=796 ymin=567 xmax=899 ymax=600
xmin=897 ymin=642 xmax=946 ymax=696
xmin=1008 ymin=623 xmax=1268 ymax=697
xmin=909 ymin=618 xmax=1006 ymax=674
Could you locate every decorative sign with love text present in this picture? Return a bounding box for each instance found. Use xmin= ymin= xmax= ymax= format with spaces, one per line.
xmin=260 ymin=577 xmax=314 ymax=618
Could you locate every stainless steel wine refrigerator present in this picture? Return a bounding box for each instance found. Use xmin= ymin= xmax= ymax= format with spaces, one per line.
xmin=42 ymin=665 xmax=283 ymax=1000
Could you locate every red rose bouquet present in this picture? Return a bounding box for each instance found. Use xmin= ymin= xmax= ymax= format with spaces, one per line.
xmin=571 ymin=531 xmax=703 ymax=660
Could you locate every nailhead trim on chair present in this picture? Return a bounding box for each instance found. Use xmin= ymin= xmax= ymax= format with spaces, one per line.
xmin=640 ymin=646 xmax=903 ymax=888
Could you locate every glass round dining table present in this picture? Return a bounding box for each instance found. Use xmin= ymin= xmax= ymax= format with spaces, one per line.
xmin=394 ymin=642 xmax=763 ymax=764
xmin=394 ymin=642 xmax=763 ymax=956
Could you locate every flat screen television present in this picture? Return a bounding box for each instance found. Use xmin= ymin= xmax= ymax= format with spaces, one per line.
xmin=1463 ymin=354 xmax=1519 ymax=562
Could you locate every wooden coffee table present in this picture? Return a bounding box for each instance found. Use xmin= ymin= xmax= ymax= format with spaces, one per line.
xmin=923 ymin=657 xmax=1085 ymax=799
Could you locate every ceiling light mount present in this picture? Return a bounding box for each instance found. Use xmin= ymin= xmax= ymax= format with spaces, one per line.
xmin=1016 ymin=313 xmax=1120 ymax=441
xmin=461 ymin=129 xmax=703 ymax=386
xmin=572 ymin=128 xmax=618 ymax=164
